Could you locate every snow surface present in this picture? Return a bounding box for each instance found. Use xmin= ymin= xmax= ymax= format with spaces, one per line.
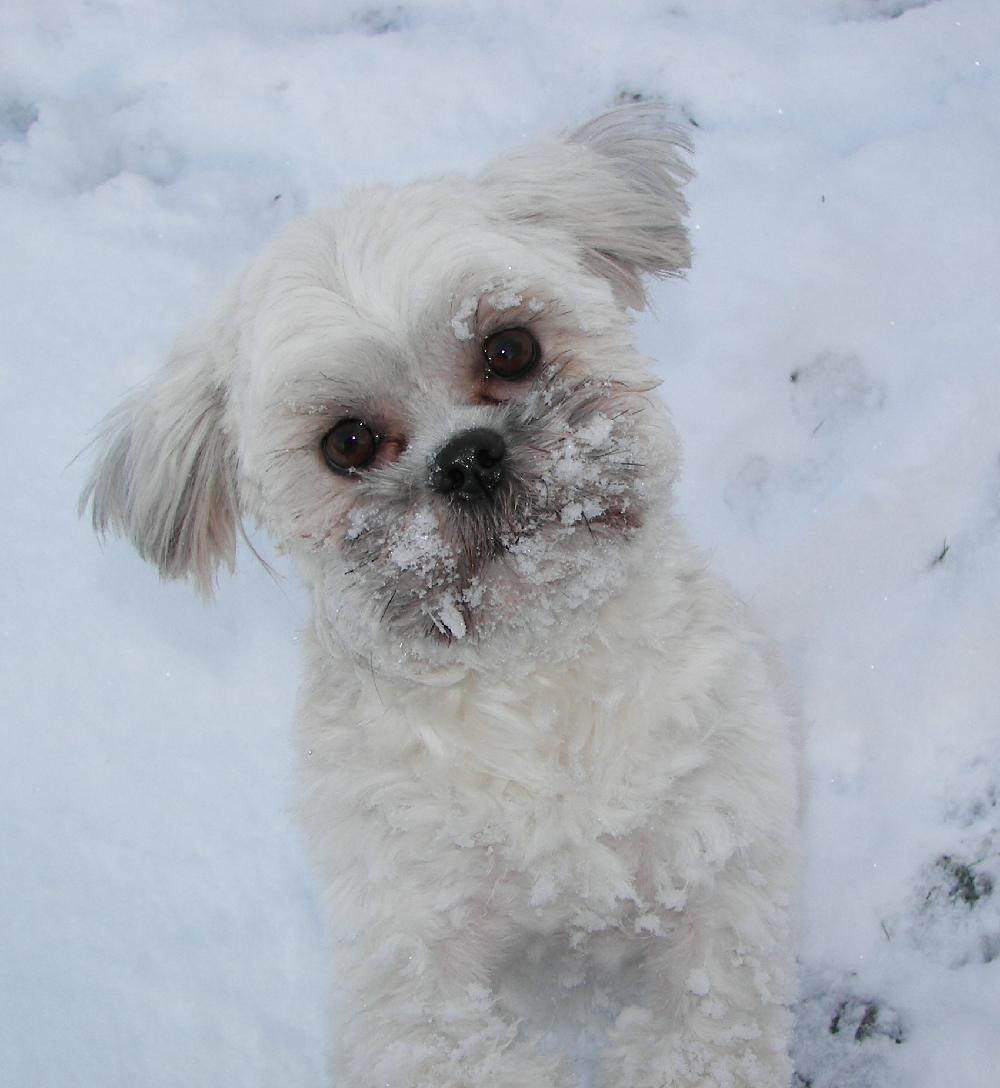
xmin=2 ymin=0 xmax=999 ymax=1085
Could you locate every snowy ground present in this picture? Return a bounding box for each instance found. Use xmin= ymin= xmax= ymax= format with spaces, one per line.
xmin=2 ymin=1 xmax=999 ymax=1085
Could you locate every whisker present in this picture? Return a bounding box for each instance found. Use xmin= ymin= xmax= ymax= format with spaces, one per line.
xmin=343 ymin=553 xmax=377 ymax=576
xmin=264 ymin=443 xmax=315 ymax=464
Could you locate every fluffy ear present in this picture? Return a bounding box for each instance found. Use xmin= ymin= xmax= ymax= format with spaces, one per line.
xmin=478 ymin=102 xmax=693 ymax=308
xmin=80 ymin=313 xmax=240 ymax=598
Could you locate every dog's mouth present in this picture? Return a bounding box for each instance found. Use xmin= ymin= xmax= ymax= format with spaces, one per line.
xmin=355 ymin=501 xmax=641 ymax=646
xmin=431 ymin=488 xmax=643 ymax=644
xmin=333 ymin=375 xmax=658 ymax=646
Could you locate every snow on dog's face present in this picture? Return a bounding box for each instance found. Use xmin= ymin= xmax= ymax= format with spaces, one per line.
xmin=238 ymin=220 xmax=674 ymax=664
xmin=82 ymin=105 xmax=692 ymax=672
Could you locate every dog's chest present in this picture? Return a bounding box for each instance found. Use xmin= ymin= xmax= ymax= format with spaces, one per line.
xmin=353 ymin=669 xmax=677 ymax=923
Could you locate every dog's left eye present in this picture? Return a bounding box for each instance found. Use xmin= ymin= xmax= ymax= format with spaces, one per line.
xmin=482 ymin=327 xmax=540 ymax=381
xmin=320 ymin=418 xmax=379 ymax=474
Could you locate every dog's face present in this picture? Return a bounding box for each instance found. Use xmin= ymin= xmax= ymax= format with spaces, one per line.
xmin=83 ymin=106 xmax=692 ymax=672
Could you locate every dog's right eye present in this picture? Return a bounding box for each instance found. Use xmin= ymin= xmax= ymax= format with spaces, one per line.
xmin=321 ymin=418 xmax=379 ymax=474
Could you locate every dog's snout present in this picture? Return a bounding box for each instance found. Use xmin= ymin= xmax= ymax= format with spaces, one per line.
xmin=430 ymin=428 xmax=507 ymax=502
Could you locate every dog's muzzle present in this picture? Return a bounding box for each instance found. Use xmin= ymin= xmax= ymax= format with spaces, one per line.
xmin=429 ymin=427 xmax=506 ymax=502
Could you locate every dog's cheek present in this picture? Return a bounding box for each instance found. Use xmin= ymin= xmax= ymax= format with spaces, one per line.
xmin=245 ymin=455 xmax=357 ymax=562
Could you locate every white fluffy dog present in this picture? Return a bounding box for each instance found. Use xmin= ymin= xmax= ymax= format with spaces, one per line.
xmin=83 ymin=105 xmax=798 ymax=1088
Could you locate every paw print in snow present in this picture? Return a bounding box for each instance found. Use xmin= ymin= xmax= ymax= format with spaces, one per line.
xmin=789 ymin=350 xmax=885 ymax=436
xmin=793 ymin=976 xmax=905 ymax=1088
xmin=886 ymin=846 xmax=1000 ymax=968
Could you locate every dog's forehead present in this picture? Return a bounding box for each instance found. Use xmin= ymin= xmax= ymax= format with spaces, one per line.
xmin=238 ymin=180 xmax=586 ymax=406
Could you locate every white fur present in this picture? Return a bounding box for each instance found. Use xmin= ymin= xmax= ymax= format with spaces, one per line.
xmin=82 ymin=105 xmax=798 ymax=1087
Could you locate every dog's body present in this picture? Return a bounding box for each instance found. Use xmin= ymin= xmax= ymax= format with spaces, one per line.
xmin=83 ymin=105 xmax=798 ymax=1087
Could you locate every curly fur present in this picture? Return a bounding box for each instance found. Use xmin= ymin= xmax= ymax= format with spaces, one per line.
xmin=82 ymin=104 xmax=798 ymax=1087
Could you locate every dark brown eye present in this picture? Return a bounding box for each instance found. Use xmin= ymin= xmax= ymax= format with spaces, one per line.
xmin=320 ymin=418 xmax=379 ymax=474
xmin=482 ymin=327 xmax=540 ymax=381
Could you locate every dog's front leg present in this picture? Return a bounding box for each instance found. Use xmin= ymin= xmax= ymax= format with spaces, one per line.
xmin=326 ymin=865 xmax=570 ymax=1088
xmin=597 ymin=870 xmax=795 ymax=1088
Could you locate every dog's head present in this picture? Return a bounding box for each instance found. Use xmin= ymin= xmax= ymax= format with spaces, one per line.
xmin=82 ymin=105 xmax=692 ymax=672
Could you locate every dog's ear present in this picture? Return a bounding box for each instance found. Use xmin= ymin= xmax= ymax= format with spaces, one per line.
xmin=478 ymin=103 xmax=693 ymax=309
xmin=80 ymin=308 xmax=240 ymax=598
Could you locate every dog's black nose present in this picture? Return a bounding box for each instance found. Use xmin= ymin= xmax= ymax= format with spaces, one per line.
xmin=430 ymin=428 xmax=507 ymax=502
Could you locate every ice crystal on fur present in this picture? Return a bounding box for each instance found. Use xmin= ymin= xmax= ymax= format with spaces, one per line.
xmin=450 ymin=295 xmax=478 ymax=341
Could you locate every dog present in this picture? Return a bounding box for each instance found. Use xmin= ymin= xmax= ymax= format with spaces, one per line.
xmin=82 ymin=104 xmax=798 ymax=1088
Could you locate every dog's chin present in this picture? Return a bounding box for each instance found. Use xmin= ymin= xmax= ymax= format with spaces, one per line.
xmin=313 ymin=500 xmax=647 ymax=678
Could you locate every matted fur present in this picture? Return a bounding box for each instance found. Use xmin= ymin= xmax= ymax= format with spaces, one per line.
xmin=82 ymin=104 xmax=798 ymax=1087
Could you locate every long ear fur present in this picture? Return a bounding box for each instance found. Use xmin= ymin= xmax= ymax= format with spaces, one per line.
xmin=80 ymin=314 xmax=240 ymax=598
xmin=478 ymin=102 xmax=693 ymax=308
